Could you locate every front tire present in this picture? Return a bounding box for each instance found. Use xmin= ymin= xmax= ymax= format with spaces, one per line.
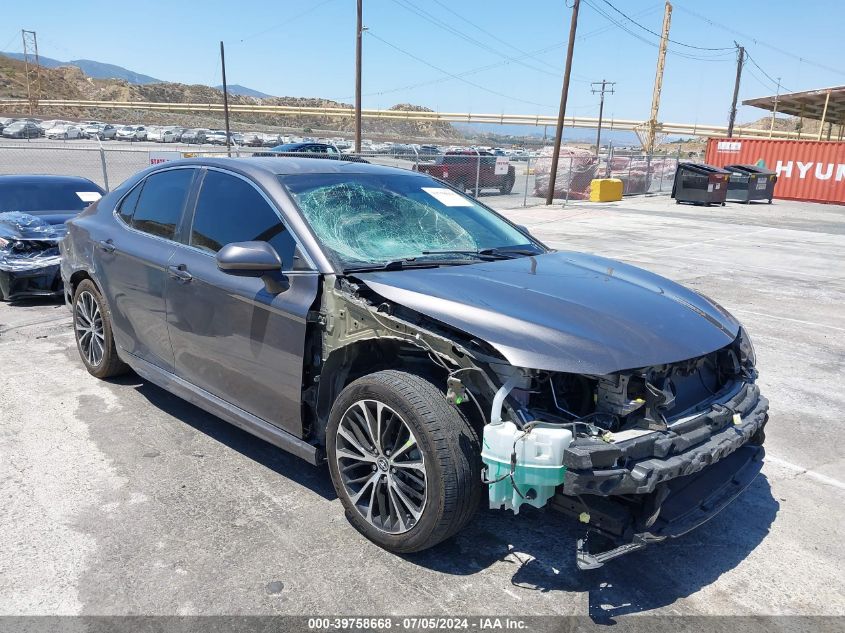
xmin=72 ymin=279 xmax=129 ymax=378
xmin=327 ymin=370 xmax=481 ymax=553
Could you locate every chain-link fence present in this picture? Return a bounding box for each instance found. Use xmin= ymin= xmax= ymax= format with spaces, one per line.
xmin=0 ymin=140 xmax=682 ymax=208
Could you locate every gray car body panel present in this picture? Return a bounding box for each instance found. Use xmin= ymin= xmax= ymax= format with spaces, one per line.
xmin=355 ymin=251 xmax=741 ymax=375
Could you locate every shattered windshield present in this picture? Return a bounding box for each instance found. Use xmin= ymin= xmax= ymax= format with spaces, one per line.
xmin=281 ymin=173 xmax=540 ymax=268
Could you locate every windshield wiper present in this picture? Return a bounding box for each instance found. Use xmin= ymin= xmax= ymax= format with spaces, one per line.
xmin=420 ymin=247 xmax=540 ymax=259
xmin=344 ymin=258 xmax=434 ymax=273
xmin=479 ymin=247 xmax=541 ymax=257
xmin=344 ymin=256 xmax=484 ymax=273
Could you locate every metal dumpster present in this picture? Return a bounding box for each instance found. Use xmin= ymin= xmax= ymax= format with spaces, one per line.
xmin=671 ymin=163 xmax=731 ymax=206
xmin=725 ymin=164 xmax=777 ymax=203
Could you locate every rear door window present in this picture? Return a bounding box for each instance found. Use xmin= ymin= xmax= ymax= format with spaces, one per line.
xmin=189 ymin=170 xmax=297 ymax=267
xmin=117 ymin=182 xmax=143 ymax=224
xmin=130 ymin=169 xmax=194 ymax=240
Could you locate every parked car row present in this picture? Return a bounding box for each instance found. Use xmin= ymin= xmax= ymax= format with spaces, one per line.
xmin=0 ymin=116 xmax=539 ymax=158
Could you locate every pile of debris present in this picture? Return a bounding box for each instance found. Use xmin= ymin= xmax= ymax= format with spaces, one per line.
xmin=532 ymin=146 xmax=598 ymax=199
xmin=605 ymin=156 xmax=678 ymax=195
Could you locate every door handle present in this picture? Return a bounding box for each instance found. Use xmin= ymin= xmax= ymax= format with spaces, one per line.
xmin=167 ymin=265 xmax=193 ymax=283
xmin=97 ymin=239 xmax=115 ymax=253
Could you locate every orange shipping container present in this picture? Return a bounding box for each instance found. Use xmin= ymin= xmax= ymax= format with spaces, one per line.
xmin=704 ymin=138 xmax=845 ymax=204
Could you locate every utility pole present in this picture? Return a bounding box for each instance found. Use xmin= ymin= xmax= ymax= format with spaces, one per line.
xmin=21 ymin=30 xmax=41 ymax=115
xmin=354 ymin=0 xmax=363 ymax=153
xmin=220 ymin=41 xmax=232 ymax=157
xmin=644 ymin=2 xmax=671 ymax=154
xmin=768 ymin=77 xmax=781 ymax=138
xmin=727 ymin=42 xmax=744 ymax=138
xmin=591 ymin=79 xmax=615 ymax=156
xmin=546 ymin=0 xmax=580 ymax=205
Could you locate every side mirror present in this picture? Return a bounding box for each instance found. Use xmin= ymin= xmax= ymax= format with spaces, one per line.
xmin=217 ymin=241 xmax=289 ymax=294
xmin=516 ymin=224 xmax=532 ymax=236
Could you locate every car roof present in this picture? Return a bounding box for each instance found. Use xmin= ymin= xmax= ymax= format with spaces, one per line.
xmin=0 ymin=174 xmax=102 ymax=188
xmin=160 ymin=156 xmax=423 ymax=177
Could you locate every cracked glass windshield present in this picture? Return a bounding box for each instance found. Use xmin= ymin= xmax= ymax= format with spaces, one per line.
xmin=281 ymin=173 xmax=541 ymax=269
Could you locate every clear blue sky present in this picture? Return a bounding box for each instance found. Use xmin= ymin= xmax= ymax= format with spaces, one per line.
xmin=2 ymin=0 xmax=843 ymax=127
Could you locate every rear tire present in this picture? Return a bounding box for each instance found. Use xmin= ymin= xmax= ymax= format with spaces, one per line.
xmin=499 ymin=173 xmax=515 ymax=194
xmin=72 ymin=279 xmax=129 ymax=379
xmin=326 ymin=370 xmax=481 ymax=553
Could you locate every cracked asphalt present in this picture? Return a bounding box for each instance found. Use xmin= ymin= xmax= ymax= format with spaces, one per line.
xmin=0 ymin=195 xmax=843 ymax=618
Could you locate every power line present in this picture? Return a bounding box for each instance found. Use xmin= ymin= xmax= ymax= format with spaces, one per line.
xmin=334 ymin=40 xmax=576 ymax=102
xmin=595 ymin=1 xmax=794 ymax=97
xmin=390 ymin=0 xmax=561 ymax=78
xmin=674 ymin=3 xmax=845 ymax=77
xmin=0 ymin=31 xmax=21 ymax=53
xmin=582 ymin=0 xmax=734 ymax=63
xmin=745 ymin=50 xmax=792 ymax=93
xmin=595 ymin=0 xmax=734 ymax=51
xmin=239 ymin=0 xmax=337 ymax=42
xmin=577 ymin=2 xmax=663 ymax=41
xmin=428 ymin=0 xmax=562 ymax=73
xmin=744 ymin=65 xmax=776 ymax=93
xmin=364 ymin=30 xmax=556 ymax=109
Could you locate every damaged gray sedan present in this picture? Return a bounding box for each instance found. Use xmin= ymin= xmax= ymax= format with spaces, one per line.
xmin=60 ymin=158 xmax=768 ymax=568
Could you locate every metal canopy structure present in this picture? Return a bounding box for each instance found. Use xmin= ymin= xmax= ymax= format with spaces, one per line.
xmin=743 ymin=86 xmax=845 ymax=141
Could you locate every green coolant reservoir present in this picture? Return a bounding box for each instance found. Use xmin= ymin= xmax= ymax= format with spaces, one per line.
xmin=481 ymin=421 xmax=571 ymax=514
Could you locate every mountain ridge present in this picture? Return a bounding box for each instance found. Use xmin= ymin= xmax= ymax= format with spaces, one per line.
xmin=1 ymin=52 xmax=161 ymax=84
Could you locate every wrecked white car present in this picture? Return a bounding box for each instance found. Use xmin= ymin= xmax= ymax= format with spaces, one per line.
xmin=60 ymin=158 xmax=768 ymax=568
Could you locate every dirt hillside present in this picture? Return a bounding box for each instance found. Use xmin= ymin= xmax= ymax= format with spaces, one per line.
xmin=0 ymin=54 xmax=460 ymax=141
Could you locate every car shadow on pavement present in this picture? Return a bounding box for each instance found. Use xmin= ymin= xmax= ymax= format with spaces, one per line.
xmin=403 ymin=475 xmax=779 ymax=620
xmin=6 ymin=296 xmax=65 ymax=308
xmin=121 ymin=376 xmax=337 ymax=501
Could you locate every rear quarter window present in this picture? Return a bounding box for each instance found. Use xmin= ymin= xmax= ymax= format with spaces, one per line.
xmin=130 ymin=169 xmax=194 ymax=240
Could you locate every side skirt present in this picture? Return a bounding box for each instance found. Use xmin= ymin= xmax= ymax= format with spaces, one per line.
xmin=125 ymin=352 xmax=324 ymax=465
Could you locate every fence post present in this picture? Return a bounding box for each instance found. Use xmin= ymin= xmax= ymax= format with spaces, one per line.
xmin=645 ymin=153 xmax=652 ymax=194
xmin=625 ymin=159 xmax=632 ymax=196
xmin=474 ymin=148 xmax=481 ymax=198
xmin=412 ymin=145 xmax=419 ymax=170
xmin=523 ymin=156 xmax=530 ymax=207
xmin=96 ymin=136 xmax=110 ymax=192
xmin=563 ymin=156 xmax=572 ymax=207
xmin=657 ymin=154 xmax=663 ymax=193
xmin=606 ymin=141 xmax=613 ymax=178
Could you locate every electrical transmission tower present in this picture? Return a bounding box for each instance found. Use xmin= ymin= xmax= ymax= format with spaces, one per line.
xmin=21 ymin=29 xmax=42 ymax=115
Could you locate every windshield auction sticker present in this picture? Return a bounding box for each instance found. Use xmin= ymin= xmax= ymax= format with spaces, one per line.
xmin=422 ymin=187 xmax=474 ymax=207
xmin=76 ymin=191 xmax=102 ymax=202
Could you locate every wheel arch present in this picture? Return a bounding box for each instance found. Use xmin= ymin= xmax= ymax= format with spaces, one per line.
xmin=313 ymin=338 xmax=450 ymax=446
xmin=69 ymin=269 xmax=100 ymax=297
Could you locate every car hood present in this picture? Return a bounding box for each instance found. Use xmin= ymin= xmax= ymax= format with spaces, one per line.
xmin=0 ymin=212 xmax=70 ymax=240
xmin=355 ymin=251 xmax=740 ymax=374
